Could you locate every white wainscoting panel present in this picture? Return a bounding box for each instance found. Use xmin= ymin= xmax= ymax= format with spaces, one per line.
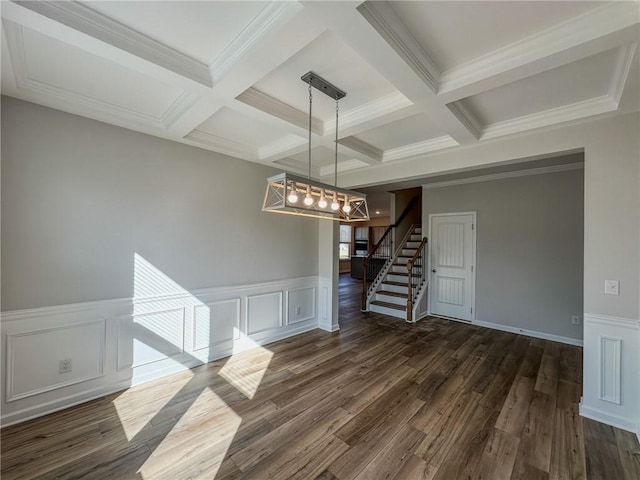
xmin=131 ymin=308 xmax=185 ymax=368
xmin=287 ymin=287 xmax=315 ymax=325
xmin=599 ymin=336 xmax=621 ymax=404
xmin=0 ymin=276 xmax=321 ymax=426
xmin=580 ymin=313 xmax=640 ymax=434
xmin=192 ymin=299 xmax=241 ymax=351
xmin=247 ymin=291 xmax=283 ymax=335
xmin=317 ymin=277 xmax=338 ymax=332
xmin=6 ymin=320 xmax=106 ymax=402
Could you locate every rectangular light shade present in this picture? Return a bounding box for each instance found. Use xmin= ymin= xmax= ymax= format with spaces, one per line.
xmin=262 ymin=172 xmax=369 ymax=222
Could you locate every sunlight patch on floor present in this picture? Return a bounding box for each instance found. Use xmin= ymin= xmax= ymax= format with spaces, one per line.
xmin=113 ymin=372 xmax=193 ymax=441
xmin=219 ymin=329 xmax=274 ymax=399
xmin=138 ymin=388 xmax=242 ymax=479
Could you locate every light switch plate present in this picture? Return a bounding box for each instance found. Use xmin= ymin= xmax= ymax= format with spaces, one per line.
xmin=604 ymin=279 xmax=619 ymax=296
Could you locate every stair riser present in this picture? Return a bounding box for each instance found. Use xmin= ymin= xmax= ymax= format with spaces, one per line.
xmin=375 ymin=293 xmax=406 ymax=306
xmin=395 ymin=257 xmax=410 ymax=265
xmin=386 ymin=273 xmax=414 ymax=282
xmin=414 ymin=229 xmax=422 ymax=235
xmin=391 ymin=265 xmax=410 ymax=273
xmin=406 ymin=242 xmax=421 ymax=249
xmin=381 ymin=284 xmax=408 ymax=294
xmin=410 ymin=235 xmax=422 ymax=242
xmin=369 ymin=303 xmax=406 ymax=319
xmin=402 ymin=249 xmax=417 ymax=256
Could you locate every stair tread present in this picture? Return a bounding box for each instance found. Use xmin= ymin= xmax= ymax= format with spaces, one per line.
xmin=370 ymin=300 xmax=406 ymax=311
xmin=376 ymin=290 xmax=407 ymax=298
xmin=382 ymin=281 xmax=409 ymax=287
xmin=388 ymin=271 xmax=421 ymax=277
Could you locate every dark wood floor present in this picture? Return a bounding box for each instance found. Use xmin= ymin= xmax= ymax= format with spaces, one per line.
xmin=2 ymin=274 xmax=639 ymax=479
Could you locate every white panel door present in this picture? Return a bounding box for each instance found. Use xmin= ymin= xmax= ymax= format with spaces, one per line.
xmin=429 ymin=213 xmax=475 ymax=321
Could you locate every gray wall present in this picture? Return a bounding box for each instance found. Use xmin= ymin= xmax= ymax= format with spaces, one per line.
xmin=1 ymin=97 xmax=318 ymax=311
xmin=422 ymin=167 xmax=584 ymax=340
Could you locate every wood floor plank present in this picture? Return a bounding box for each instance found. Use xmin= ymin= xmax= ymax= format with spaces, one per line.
xmin=614 ymin=428 xmax=640 ymax=480
xmin=474 ymin=428 xmax=521 ymax=480
xmin=549 ymin=408 xmax=587 ymax=480
xmin=495 ymin=375 xmax=535 ymax=437
xmin=1 ymin=274 xmax=637 ymax=480
xmin=352 ymin=424 xmax=425 ymax=480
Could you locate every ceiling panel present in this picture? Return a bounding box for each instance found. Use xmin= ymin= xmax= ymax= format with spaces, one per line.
xmin=13 ymin=24 xmax=186 ymax=119
xmin=284 ymin=145 xmax=358 ymax=168
xmin=195 ymin=107 xmax=296 ymax=147
xmin=459 ymin=47 xmax=620 ymax=126
xmin=252 ymin=30 xmax=399 ymax=121
xmin=86 ymin=1 xmax=268 ymax=65
xmin=390 ymin=1 xmax=609 ymax=71
xmin=354 ymin=113 xmax=446 ymax=151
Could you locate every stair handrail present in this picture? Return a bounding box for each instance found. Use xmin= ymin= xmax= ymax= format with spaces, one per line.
xmin=361 ymin=196 xmax=420 ymax=311
xmin=406 ymin=236 xmax=428 ymax=323
xmin=361 ymin=224 xmax=393 ymax=310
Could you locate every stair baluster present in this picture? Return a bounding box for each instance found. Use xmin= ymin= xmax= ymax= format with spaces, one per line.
xmin=406 ymin=236 xmax=428 ymax=322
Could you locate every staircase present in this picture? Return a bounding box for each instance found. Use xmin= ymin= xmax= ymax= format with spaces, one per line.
xmin=369 ymin=226 xmax=425 ymax=320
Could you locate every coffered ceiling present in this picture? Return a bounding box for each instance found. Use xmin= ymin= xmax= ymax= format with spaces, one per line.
xmin=2 ymin=1 xmax=638 ymax=181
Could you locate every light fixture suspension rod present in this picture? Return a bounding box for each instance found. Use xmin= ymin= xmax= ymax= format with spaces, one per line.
xmin=334 ymin=97 xmax=339 ymax=187
xmin=307 ymin=79 xmax=312 ymax=179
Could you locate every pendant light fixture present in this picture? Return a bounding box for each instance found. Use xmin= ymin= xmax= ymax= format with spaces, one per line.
xmin=262 ymin=71 xmax=369 ymax=222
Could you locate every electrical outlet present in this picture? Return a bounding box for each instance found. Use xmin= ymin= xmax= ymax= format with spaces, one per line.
xmin=605 ymin=279 xmax=619 ymax=296
xmin=296 ymin=306 xmax=302 ymax=316
xmin=571 ymin=315 xmax=580 ymax=325
xmin=59 ymin=358 xmax=72 ymax=374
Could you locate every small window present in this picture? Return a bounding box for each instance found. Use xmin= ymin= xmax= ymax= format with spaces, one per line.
xmin=339 ymin=225 xmax=352 ymax=259
xmin=339 ymin=225 xmax=352 ymax=242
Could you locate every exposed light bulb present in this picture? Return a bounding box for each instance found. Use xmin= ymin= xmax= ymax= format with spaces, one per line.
xmin=318 ymin=189 xmax=327 ymax=209
xmin=330 ymin=191 xmax=340 ymax=211
xmin=287 ymin=182 xmax=298 ymax=203
xmin=342 ymin=196 xmax=351 ymax=214
xmin=303 ymin=185 xmax=314 ymax=206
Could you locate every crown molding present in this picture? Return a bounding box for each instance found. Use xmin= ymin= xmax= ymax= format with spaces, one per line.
xmin=184 ymin=130 xmax=257 ymax=160
xmin=446 ymin=102 xmax=481 ymax=140
xmin=383 ymin=136 xmax=459 ymax=162
xmin=338 ymin=137 xmax=383 ymax=163
xmin=438 ymin=1 xmax=640 ymax=101
xmin=273 ymin=157 xmax=322 ymax=178
xmin=236 ymin=87 xmax=323 ymax=134
xmin=208 ymin=2 xmax=301 ymax=85
xmin=259 ymin=134 xmax=307 ymax=160
xmin=481 ymin=95 xmax=618 ymax=140
xmin=422 ymin=162 xmax=584 ymax=190
xmin=319 ymin=159 xmax=366 ymax=178
xmin=324 ymin=91 xmax=412 ymax=134
xmin=357 ymin=1 xmax=440 ymax=93
xmin=609 ymin=42 xmax=638 ymax=106
xmin=3 ymin=21 xmax=198 ymax=131
xmin=13 ymin=0 xmax=213 ymax=88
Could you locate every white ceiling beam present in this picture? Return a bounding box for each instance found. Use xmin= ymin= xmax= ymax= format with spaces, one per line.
xmin=300 ymin=1 xmax=479 ymax=145
xmin=437 ymin=1 xmax=640 ymax=103
xmin=165 ymin=7 xmax=326 ymax=139
xmin=4 ymin=1 xmax=212 ymax=95
xmin=338 ymin=137 xmax=383 ymax=164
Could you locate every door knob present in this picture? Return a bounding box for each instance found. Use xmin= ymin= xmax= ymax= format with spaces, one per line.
xmin=432 ymin=269 xmax=437 ymax=273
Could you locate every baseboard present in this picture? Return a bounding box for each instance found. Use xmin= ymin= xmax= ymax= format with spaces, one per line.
xmin=0 ymin=381 xmax=132 ymax=428
xmin=473 ymin=319 xmax=583 ymax=346
xmin=579 ymin=402 xmax=640 ymax=435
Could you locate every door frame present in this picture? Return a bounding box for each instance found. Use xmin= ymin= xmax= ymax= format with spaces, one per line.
xmin=427 ymin=211 xmax=477 ymax=322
